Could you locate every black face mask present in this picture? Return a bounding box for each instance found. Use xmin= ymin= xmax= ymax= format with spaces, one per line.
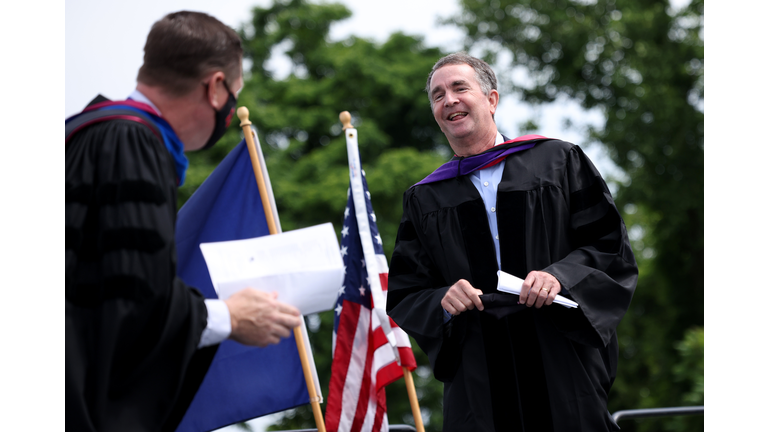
xmin=202 ymin=81 xmax=238 ymax=150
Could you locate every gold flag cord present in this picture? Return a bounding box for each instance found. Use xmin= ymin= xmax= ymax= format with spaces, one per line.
xmin=238 ymin=107 xmax=327 ymax=432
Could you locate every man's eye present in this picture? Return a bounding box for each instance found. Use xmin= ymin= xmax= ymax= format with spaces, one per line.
xmin=434 ymin=95 xmax=443 ymax=101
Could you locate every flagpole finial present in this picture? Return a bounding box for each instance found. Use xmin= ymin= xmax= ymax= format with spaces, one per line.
xmin=237 ymin=106 xmax=252 ymax=127
xmin=340 ymin=111 xmax=353 ymax=130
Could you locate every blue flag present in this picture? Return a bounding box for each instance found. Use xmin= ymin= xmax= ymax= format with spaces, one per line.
xmin=174 ymin=140 xmax=310 ymax=432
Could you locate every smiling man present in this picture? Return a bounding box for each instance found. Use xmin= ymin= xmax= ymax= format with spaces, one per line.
xmin=387 ymin=52 xmax=638 ymax=431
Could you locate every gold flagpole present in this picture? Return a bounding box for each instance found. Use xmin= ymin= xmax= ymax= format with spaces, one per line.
xmin=238 ymin=107 xmax=326 ymax=432
xmin=340 ymin=111 xmax=425 ymax=432
xmin=403 ymin=366 xmax=425 ymax=432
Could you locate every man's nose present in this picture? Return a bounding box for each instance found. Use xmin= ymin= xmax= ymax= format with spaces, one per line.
xmin=444 ymin=91 xmax=459 ymax=106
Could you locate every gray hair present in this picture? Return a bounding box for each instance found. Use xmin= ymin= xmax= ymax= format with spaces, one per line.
xmin=425 ymin=52 xmax=498 ymax=105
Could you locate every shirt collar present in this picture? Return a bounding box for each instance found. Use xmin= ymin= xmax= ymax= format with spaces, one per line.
xmin=494 ymin=131 xmax=504 ymax=146
xmin=128 ymin=89 xmax=161 ymax=116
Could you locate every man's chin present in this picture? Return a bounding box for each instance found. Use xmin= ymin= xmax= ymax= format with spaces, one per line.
xmin=444 ymin=127 xmax=474 ymax=142
xmin=183 ymin=139 xmax=208 ymax=152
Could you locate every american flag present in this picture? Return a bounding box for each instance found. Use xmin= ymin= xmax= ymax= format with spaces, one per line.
xmin=324 ymin=162 xmax=417 ymax=432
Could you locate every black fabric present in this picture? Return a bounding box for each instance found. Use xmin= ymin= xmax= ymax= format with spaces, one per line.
xmin=387 ymin=139 xmax=637 ymax=431
xmin=477 ymin=293 xmax=526 ymax=319
xmin=65 ymin=117 xmax=217 ymax=432
xmin=201 ymin=87 xmax=237 ymax=150
xmin=88 ymin=94 xmax=111 ymax=106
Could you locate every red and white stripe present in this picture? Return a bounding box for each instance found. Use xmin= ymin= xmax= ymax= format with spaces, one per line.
xmin=326 ymin=260 xmax=416 ymax=432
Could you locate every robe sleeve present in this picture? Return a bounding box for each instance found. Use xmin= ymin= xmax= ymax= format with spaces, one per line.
xmin=541 ymin=145 xmax=638 ymax=347
xmin=387 ymin=191 xmax=465 ymax=381
xmin=66 ymin=119 xmax=214 ymax=431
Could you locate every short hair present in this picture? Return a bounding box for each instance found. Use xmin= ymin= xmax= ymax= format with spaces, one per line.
xmin=425 ymin=52 xmax=497 ymax=104
xmin=137 ymin=11 xmax=243 ymax=96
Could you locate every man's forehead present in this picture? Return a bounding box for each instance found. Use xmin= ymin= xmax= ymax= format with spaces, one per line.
xmin=430 ymin=64 xmax=477 ymax=93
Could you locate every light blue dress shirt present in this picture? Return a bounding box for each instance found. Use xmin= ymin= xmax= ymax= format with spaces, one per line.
xmin=443 ymin=132 xmax=507 ymax=322
xmin=469 ymin=131 xmax=507 ymax=271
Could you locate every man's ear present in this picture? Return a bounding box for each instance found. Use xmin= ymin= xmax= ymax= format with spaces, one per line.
xmin=488 ymin=89 xmax=499 ymax=116
xmin=204 ymin=71 xmax=227 ymax=109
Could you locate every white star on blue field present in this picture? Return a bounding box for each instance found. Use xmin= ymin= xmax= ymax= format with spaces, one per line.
xmin=334 ymin=169 xmax=385 ymax=324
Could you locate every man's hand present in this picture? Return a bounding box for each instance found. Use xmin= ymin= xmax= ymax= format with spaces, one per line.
xmin=519 ymin=271 xmax=561 ymax=308
xmin=224 ymin=288 xmax=302 ymax=347
xmin=441 ymin=279 xmax=484 ymax=316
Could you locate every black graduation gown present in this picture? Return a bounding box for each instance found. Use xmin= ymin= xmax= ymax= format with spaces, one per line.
xmin=387 ymin=139 xmax=637 ymax=432
xmin=65 ymin=119 xmax=217 ymax=431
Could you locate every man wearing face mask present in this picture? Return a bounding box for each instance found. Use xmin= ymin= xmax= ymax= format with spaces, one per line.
xmin=65 ymin=11 xmax=302 ymax=432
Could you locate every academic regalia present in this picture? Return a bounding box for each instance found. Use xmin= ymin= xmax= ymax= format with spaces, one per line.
xmin=387 ymin=138 xmax=638 ymax=432
xmin=65 ymin=115 xmax=217 ymax=431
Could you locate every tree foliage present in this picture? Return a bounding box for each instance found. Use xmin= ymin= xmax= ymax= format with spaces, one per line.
xmin=448 ymin=0 xmax=704 ymax=430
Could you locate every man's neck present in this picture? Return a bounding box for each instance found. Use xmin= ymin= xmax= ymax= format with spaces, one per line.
xmin=128 ymin=89 xmax=161 ymax=115
xmin=450 ymin=125 xmax=499 ymax=157
xmin=135 ymin=83 xmax=211 ymax=150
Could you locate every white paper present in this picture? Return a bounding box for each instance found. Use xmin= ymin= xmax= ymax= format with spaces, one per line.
xmin=200 ymin=223 xmax=344 ymax=315
xmin=496 ymin=270 xmax=579 ymax=308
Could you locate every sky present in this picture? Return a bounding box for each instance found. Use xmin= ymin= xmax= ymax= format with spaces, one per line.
xmin=64 ymin=0 xmax=464 ymax=117
xmin=64 ymin=0 xmax=617 ymax=178
xmin=6 ymin=0 xmax=768 ymax=430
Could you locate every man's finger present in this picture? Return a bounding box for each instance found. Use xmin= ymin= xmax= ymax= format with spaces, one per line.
xmin=458 ymin=293 xmax=477 ymax=312
xmin=446 ymin=304 xmax=458 ymax=316
xmin=520 ymin=272 xmax=536 ymax=304
xmin=543 ymin=283 xmax=559 ymax=306
xmin=441 ymin=297 xmax=457 ymax=315
xmin=455 ymin=288 xmax=479 ymax=311
xmin=534 ymin=287 xmax=549 ymax=308
xmin=277 ymin=312 xmax=303 ymax=329
xmin=526 ymin=278 xmax=544 ymax=307
xmin=457 ymin=297 xmax=472 ymax=311
xmin=460 ymin=285 xmax=485 ymax=311
xmin=275 ymin=302 xmax=301 ymax=316
xmin=272 ymin=323 xmax=293 ymax=339
xmin=536 ymin=279 xmax=552 ymax=308
xmin=450 ymin=298 xmax=464 ymax=314
xmin=544 ymin=290 xmax=555 ymax=306
xmin=472 ymin=292 xmax=484 ymax=311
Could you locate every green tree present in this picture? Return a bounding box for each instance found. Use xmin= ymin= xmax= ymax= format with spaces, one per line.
xmin=447 ymin=0 xmax=704 ymax=430
xmin=179 ymin=1 xmax=451 ymax=430
xmin=666 ymin=326 xmax=704 ymax=431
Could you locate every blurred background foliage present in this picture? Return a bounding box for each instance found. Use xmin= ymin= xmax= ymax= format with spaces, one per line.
xmin=179 ymin=0 xmax=703 ymax=430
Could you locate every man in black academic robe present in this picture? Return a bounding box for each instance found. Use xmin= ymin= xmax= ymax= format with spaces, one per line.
xmin=65 ymin=12 xmax=302 ymax=432
xmin=66 ymin=109 xmax=215 ymax=431
xmin=387 ymin=53 xmax=637 ymax=431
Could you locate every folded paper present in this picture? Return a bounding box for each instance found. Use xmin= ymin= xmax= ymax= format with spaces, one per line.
xmin=496 ymin=270 xmax=579 ymax=308
xmin=200 ymin=223 xmax=344 ymax=315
